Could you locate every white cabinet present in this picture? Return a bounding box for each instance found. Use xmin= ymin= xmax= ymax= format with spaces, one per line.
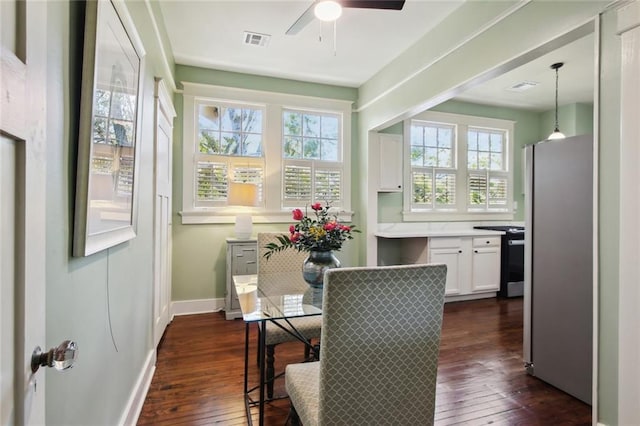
xmin=428 ymin=235 xmax=501 ymax=301
xmin=378 ymin=134 xmax=403 ymax=192
xmin=427 ymin=237 xmax=465 ymax=296
xmin=471 ymin=237 xmax=501 ymax=292
xmin=225 ymin=238 xmax=257 ymax=320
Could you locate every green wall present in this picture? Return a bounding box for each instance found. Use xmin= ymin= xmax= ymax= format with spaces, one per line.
xmin=540 ymin=102 xmax=594 ymax=140
xmin=171 ymin=65 xmax=360 ymax=301
xmin=44 ymin=1 xmax=175 ymax=424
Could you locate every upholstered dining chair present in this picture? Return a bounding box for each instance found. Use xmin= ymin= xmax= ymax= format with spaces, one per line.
xmin=285 ymin=263 xmax=448 ymax=426
xmin=257 ymin=232 xmax=323 ymax=399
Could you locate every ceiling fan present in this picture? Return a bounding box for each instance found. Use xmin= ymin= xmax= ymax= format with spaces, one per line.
xmin=286 ymin=0 xmax=406 ymax=35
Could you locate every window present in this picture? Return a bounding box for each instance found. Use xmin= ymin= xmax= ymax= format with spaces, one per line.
xmin=404 ymin=111 xmax=514 ymax=220
xmin=195 ymin=102 xmax=265 ymax=207
xmin=467 ymin=127 xmax=508 ymax=209
xmin=282 ymin=110 xmax=343 ymax=207
xmin=181 ymin=83 xmax=352 ymax=224
xmin=410 ymin=122 xmax=456 ymax=209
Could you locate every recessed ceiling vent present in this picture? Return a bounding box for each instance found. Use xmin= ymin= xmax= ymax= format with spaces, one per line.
xmin=506 ymin=81 xmax=539 ymax=92
xmin=243 ymin=31 xmax=270 ymax=47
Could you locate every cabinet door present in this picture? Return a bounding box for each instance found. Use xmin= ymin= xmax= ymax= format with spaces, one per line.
xmin=378 ymin=134 xmax=403 ymax=192
xmin=230 ymin=245 xmax=257 ymax=310
xmin=471 ymin=247 xmax=501 ymax=292
xmin=232 ymin=245 xmax=257 ymax=275
xmin=430 ymin=248 xmax=462 ymax=295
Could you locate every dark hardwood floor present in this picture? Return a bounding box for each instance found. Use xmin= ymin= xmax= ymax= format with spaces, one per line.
xmin=138 ymin=297 xmax=591 ymax=425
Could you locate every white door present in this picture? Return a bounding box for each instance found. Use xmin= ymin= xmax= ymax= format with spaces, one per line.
xmin=1 ymin=1 xmax=47 ymax=424
xmin=152 ymin=78 xmax=175 ymax=347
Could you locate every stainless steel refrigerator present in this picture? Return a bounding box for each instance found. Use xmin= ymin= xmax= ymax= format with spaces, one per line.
xmin=523 ymin=135 xmax=593 ymax=405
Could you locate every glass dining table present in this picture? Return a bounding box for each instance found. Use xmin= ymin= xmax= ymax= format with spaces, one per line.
xmin=233 ymin=272 xmax=323 ymax=426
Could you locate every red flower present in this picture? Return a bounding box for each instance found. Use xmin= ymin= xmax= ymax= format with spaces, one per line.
xmin=311 ymin=202 xmax=322 ymax=211
xmin=340 ymin=225 xmax=351 ymax=231
xmin=290 ymin=232 xmax=301 ymax=243
xmin=289 ymin=225 xmax=296 ymax=234
xmin=292 ymin=208 xmax=304 ymax=220
xmin=324 ymin=222 xmax=337 ymax=231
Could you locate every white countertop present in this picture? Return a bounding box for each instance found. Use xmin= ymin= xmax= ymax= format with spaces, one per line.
xmin=374 ymin=222 xmax=508 ymax=238
xmin=375 ymin=229 xmax=504 ymax=238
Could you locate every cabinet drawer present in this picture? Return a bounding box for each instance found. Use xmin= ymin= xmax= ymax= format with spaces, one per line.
xmin=472 ymin=236 xmax=501 ymax=247
xmin=428 ymin=237 xmax=462 ymax=249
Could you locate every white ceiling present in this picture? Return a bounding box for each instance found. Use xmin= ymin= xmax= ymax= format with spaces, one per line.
xmin=158 ymin=0 xmax=595 ymax=112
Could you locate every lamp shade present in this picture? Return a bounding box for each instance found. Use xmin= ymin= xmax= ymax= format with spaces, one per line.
xmin=228 ymin=182 xmax=259 ymax=207
xmin=228 ymin=182 xmax=258 ymax=240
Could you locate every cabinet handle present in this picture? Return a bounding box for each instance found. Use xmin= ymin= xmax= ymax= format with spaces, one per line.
xmin=397 ymin=185 xmax=401 ymax=188
xmin=486 ymin=240 xmax=490 ymax=244
xmin=474 ymin=250 xmax=479 ymax=253
xmin=458 ymin=250 xmax=462 ymax=253
xmin=246 ymin=260 xmax=256 ymax=265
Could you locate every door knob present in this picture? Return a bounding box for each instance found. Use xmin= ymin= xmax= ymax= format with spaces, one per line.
xmin=31 ymin=340 xmax=78 ymax=373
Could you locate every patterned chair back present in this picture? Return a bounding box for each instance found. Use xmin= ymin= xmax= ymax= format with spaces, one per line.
xmin=257 ymin=232 xmax=309 ymax=294
xmin=318 ymin=263 xmax=447 ymax=425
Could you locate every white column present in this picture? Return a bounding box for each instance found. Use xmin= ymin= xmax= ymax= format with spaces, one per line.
xmin=617 ymin=2 xmax=640 ymax=425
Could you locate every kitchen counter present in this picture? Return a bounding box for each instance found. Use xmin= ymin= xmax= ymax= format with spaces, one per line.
xmin=375 ymin=229 xmax=504 ymax=238
xmin=375 ymin=222 xmax=506 ymax=239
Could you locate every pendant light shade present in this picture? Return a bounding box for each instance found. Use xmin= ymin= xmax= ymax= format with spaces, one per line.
xmin=548 ymin=62 xmax=566 ymax=140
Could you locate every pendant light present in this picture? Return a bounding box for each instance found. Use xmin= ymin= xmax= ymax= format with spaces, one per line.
xmin=547 ymin=62 xmax=566 ymax=140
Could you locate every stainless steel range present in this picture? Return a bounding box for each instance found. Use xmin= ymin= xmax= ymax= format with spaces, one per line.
xmin=473 ymin=225 xmax=525 ymax=297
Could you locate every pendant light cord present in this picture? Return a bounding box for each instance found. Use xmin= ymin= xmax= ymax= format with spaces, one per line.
xmin=554 ymin=66 xmax=559 ymax=130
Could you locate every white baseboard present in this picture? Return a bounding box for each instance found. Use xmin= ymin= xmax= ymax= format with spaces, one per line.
xmin=170 ymin=298 xmax=225 ymax=318
xmin=119 ymin=349 xmax=156 ymax=426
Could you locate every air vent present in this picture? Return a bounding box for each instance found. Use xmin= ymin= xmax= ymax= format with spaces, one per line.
xmin=506 ymin=81 xmax=539 ymax=92
xmin=243 ymin=31 xmax=270 ymax=47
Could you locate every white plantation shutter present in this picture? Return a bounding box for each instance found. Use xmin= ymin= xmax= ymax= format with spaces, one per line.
xmin=283 ymin=162 xmax=343 ymax=207
xmin=468 ymin=171 xmax=508 ymax=209
xmin=314 ymin=168 xmax=341 ymax=202
xmin=412 ymin=170 xmax=433 ymax=205
xmin=196 ymin=161 xmax=228 ymax=204
xmin=468 ymin=172 xmax=487 ymax=206
xmin=488 ymin=175 xmax=508 ymax=207
xmin=284 ymin=164 xmax=312 ymax=203
xmin=434 ymin=172 xmax=456 ymax=207
xmin=116 ymin=155 xmax=134 ymax=197
xmin=411 ymin=169 xmax=456 ymax=209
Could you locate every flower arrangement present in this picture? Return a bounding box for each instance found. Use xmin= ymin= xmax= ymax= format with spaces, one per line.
xmin=263 ymin=202 xmax=359 ymax=260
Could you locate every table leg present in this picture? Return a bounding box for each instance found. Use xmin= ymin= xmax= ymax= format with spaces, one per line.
xmin=258 ymin=319 xmax=266 ymax=426
xmin=243 ymin=322 xmax=253 ymax=426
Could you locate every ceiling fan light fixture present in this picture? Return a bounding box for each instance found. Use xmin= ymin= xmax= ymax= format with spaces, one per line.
xmin=314 ymin=0 xmax=342 ymax=22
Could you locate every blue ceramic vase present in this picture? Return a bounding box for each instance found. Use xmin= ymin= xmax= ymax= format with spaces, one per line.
xmin=302 ymin=250 xmax=341 ymax=288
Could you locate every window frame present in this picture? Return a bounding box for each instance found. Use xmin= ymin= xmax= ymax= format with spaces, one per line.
xmin=403 ymin=110 xmax=515 ymax=221
xmin=181 ymin=82 xmax=353 ymax=224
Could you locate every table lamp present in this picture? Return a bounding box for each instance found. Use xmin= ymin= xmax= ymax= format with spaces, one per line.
xmin=228 ymin=182 xmax=258 ymax=239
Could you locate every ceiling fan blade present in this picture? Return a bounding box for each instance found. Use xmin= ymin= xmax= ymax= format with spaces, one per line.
xmin=340 ymin=0 xmax=406 ymax=10
xmin=285 ymin=2 xmax=317 ymax=35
